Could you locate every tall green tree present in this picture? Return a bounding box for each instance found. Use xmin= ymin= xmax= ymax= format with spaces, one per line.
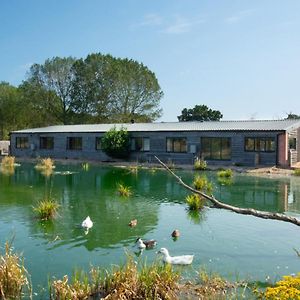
xmin=178 ymin=105 xmax=223 ymax=122
xmin=71 ymin=53 xmax=163 ymax=123
xmin=24 ymin=56 xmax=77 ymax=124
xmin=286 ymin=113 xmax=300 ymax=120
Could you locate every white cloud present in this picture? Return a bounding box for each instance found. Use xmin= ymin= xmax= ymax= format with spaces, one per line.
xmin=141 ymin=13 xmax=163 ymax=26
xmin=225 ymin=9 xmax=255 ymax=24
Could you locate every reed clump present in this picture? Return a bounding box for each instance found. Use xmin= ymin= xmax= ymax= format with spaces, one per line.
xmin=0 ymin=241 xmax=31 ymax=299
xmin=33 ymin=199 xmax=59 ymax=220
xmin=193 ymin=175 xmax=213 ymax=195
xmin=35 ymin=158 xmax=55 ymax=171
xmin=117 ymin=183 xmax=132 ymax=197
xmin=1 ymin=155 xmax=15 ymax=167
xmin=186 ymin=193 xmax=205 ymax=211
xmin=194 ymin=157 xmax=207 ymax=170
xmin=217 ymin=169 xmax=233 ymax=178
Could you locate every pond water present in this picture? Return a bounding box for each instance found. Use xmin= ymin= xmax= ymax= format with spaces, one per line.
xmin=1 ymin=163 xmax=300 ymax=298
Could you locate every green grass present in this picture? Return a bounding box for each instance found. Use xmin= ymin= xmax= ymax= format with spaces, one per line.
xmin=217 ymin=169 xmax=233 ymax=178
xmin=117 ymin=183 xmax=132 ymax=197
xmin=33 ymin=199 xmax=60 ymax=220
xmin=186 ymin=193 xmax=205 ymax=210
xmin=0 ymin=241 xmax=32 ymax=299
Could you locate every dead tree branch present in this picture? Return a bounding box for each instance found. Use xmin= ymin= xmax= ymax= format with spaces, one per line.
xmin=155 ymin=156 xmax=300 ymax=227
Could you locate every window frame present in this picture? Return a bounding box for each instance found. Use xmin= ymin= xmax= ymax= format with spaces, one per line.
xmin=16 ymin=136 xmax=29 ymax=149
xmin=201 ymin=137 xmax=231 ymax=160
xmin=95 ymin=137 xmax=102 ymax=150
xmin=244 ymin=137 xmax=275 ymax=153
xmin=66 ymin=137 xmax=82 ymax=150
xmin=39 ymin=137 xmax=54 ymax=150
xmin=166 ymin=137 xmax=187 ymax=153
xmin=130 ymin=137 xmax=150 ymax=152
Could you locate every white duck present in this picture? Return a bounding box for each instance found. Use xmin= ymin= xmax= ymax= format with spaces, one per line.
xmin=135 ymin=238 xmax=157 ymax=250
xmin=81 ymin=216 xmax=93 ymax=229
xmin=158 ymin=248 xmax=194 ymax=265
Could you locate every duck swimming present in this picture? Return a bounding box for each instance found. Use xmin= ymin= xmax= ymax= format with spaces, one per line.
xmin=81 ymin=216 xmax=93 ymax=229
xmin=135 ymin=237 xmax=157 ymax=249
xmin=157 ymin=248 xmax=194 ymax=265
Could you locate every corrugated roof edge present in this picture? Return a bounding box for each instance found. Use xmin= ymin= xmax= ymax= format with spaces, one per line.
xmin=10 ymin=119 xmax=300 ymax=134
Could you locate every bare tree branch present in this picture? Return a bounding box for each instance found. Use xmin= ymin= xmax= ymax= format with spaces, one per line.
xmin=154 ymin=156 xmax=300 ymax=227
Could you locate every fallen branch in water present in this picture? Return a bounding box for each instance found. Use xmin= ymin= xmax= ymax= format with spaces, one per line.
xmin=154 ymin=156 xmax=300 ymax=227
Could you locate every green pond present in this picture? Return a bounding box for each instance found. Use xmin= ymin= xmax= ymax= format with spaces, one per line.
xmin=1 ymin=163 xmax=300 ymax=298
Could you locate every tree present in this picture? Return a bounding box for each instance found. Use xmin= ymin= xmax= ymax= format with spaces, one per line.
xmin=178 ymin=105 xmax=223 ymax=122
xmin=71 ymin=53 xmax=163 ymax=123
xmin=286 ymin=113 xmax=300 ymax=120
xmin=101 ymin=126 xmax=130 ymax=158
xmin=24 ymin=56 xmax=77 ymax=124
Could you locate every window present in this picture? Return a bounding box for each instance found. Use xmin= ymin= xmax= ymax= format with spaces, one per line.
xmin=131 ymin=137 xmax=150 ymax=152
xmin=166 ymin=138 xmax=187 ymax=153
xmin=67 ymin=137 xmax=82 ymax=150
xmin=289 ymin=137 xmax=297 ymax=150
xmin=245 ymin=137 xmax=275 ymax=152
xmin=201 ymin=137 xmax=231 ymax=160
xmin=16 ymin=137 xmax=29 ymax=149
xmin=95 ymin=137 xmax=102 ymax=150
xmin=40 ymin=137 xmax=54 ymax=149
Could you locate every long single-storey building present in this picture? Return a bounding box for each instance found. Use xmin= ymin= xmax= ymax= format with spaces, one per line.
xmin=9 ymin=119 xmax=300 ymax=167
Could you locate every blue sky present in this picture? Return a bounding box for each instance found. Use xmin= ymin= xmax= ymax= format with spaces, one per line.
xmin=0 ymin=0 xmax=299 ymax=121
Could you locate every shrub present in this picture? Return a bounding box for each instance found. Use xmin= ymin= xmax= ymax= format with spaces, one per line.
xmin=186 ymin=193 xmax=205 ymax=210
xmin=1 ymin=155 xmax=15 ymax=167
xmin=117 ymin=183 xmax=132 ymax=197
xmin=262 ymin=273 xmax=300 ymax=300
xmin=0 ymin=241 xmax=31 ymax=299
xmin=33 ymin=199 xmax=60 ymax=220
xmin=293 ymin=169 xmax=300 ymax=176
xmin=194 ymin=157 xmax=207 ymax=170
xmin=217 ymin=169 xmax=233 ymax=178
xmin=193 ymin=175 xmax=213 ymax=195
xmin=101 ymin=126 xmax=130 ymax=158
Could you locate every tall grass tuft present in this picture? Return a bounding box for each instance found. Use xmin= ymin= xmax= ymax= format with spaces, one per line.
xmin=1 ymin=155 xmax=15 ymax=167
xmin=117 ymin=183 xmax=132 ymax=197
xmin=293 ymin=169 xmax=300 ymax=176
xmin=217 ymin=169 xmax=233 ymax=178
xmin=35 ymin=158 xmax=55 ymax=176
xmin=0 ymin=241 xmax=32 ymax=299
xmin=193 ymin=175 xmax=213 ymax=195
xmin=194 ymin=157 xmax=207 ymax=170
xmin=186 ymin=193 xmax=205 ymax=211
xmin=33 ymin=199 xmax=59 ymax=220
xmin=82 ymin=162 xmax=89 ymax=171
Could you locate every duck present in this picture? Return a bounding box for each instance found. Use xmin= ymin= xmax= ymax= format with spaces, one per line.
xmin=135 ymin=237 xmax=157 ymax=249
xmin=81 ymin=216 xmax=93 ymax=229
xmin=157 ymin=247 xmax=194 ymax=265
xmin=171 ymin=229 xmax=180 ymax=238
xmin=128 ymin=219 xmax=137 ymax=227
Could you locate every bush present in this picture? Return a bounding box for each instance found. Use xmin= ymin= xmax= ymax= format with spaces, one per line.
xmin=217 ymin=169 xmax=233 ymax=178
xmin=186 ymin=193 xmax=205 ymax=210
xmin=293 ymin=169 xmax=300 ymax=176
xmin=0 ymin=241 xmax=31 ymax=299
xmin=101 ymin=126 xmax=130 ymax=158
xmin=194 ymin=157 xmax=207 ymax=170
xmin=33 ymin=199 xmax=60 ymax=220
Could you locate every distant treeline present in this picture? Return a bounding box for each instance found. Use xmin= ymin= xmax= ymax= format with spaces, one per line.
xmin=0 ymin=53 xmax=163 ymax=139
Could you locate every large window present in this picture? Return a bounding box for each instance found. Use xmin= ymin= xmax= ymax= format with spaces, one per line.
xmin=131 ymin=137 xmax=150 ymax=152
xmin=67 ymin=137 xmax=82 ymax=150
xmin=166 ymin=137 xmax=187 ymax=153
xmin=201 ymin=137 xmax=231 ymax=160
xmin=40 ymin=137 xmax=54 ymax=149
xmin=245 ymin=137 xmax=275 ymax=152
xmin=95 ymin=137 xmax=102 ymax=150
xmin=16 ymin=137 xmax=29 ymax=149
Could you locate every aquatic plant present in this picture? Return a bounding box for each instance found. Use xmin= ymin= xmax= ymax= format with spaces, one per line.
xmin=117 ymin=183 xmax=132 ymax=197
xmin=217 ymin=169 xmax=233 ymax=178
xmin=35 ymin=157 xmax=55 ymax=170
xmin=1 ymin=155 xmax=15 ymax=167
xmin=186 ymin=193 xmax=205 ymax=211
xmin=0 ymin=241 xmax=32 ymax=299
xmin=82 ymin=162 xmax=89 ymax=171
xmin=33 ymin=199 xmax=59 ymax=220
xmin=194 ymin=157 xmax=207 ymax=170
xmin=261 ymin=273 xmax=300 ymax=300
xmin=293 ymin=169 xmax=300 ymax=176
xmin=193 ymin=175 xmax=213 ymax=195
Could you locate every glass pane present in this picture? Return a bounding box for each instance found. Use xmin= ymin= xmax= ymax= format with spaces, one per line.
xmin=166 ymin=138 xmax=172 ymax=152
xmin=173 ymin=139 xmax=181 ymax=152
xmin=245 ymin=138 xmax=254 ymax=151
xmin=96 ymin=137 xmax=102 ymax=150
xmin=211 ymin=138 xmax=221 ymax=160
xmin=130 ymin=138 xmax=136 ymax=151
xmin=201 ymin=138 xmax=211 ymax=159
xmin=143 ymin=138 xmax=150 ymax=151
xmin=221 ymin=138 xmax=231 ymax=159
xmin=136 ymin=138 xmax=143 ymax=151
xmin=266 ymin=138 xmax=275 ymax=152
xmin=259 ymin=139 xmax=265 ymax=151
xmin=255 ymin=138 xmax=260 ymax=151
xmin=180 ymin=139 xmax=187 ymax=152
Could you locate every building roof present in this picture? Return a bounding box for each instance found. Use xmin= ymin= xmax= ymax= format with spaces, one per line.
xmin=11 ymin=119 xmax=300 ymax=134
